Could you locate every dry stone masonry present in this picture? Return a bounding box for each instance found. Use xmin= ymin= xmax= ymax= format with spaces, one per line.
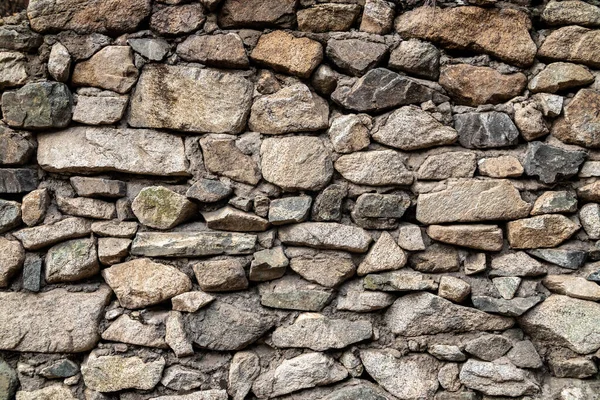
xmin=2 ymin=0 xmax=600 ymax=399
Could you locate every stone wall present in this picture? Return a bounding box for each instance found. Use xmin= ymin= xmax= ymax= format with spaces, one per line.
xmin=1 ymin=0 xmax=600 ymax=398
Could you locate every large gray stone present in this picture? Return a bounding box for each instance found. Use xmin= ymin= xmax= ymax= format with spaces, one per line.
xmin=259 ymin=275 xmax=334 ymax=311
xmin=0 ymin=169 xmax=37 ymax=193
xmin=388 ymin=39 xmax=440 ymax=80
xmin=326 ymin=39 xmax=387 ymax=77
xmin=279 ymin=222 xmax=372 ymax=253
xmin=45 ymin=238 xmax=99 ymax=283
xmin=455 ymin=112 xmax=519 ymax=149
xmin=337 ymin=279 xmax=396 ymax=312
xmin=459 ymin=359 xmax=539 ymax=397
xmin=334 ymin=150 xmax=414 ymax=186
xmin=131 ymin=231 xmax=256 ymax=257
xmin=507 ymin=214 xmax=579 ymax=249
xmin=37 ymin=126 xmax=188 ymax=176
xmin=13 ymin=217 xmax=91 ymax=250
xmin=538 ymin=25 xmax=600 ymax=68
xmin=0 ymin=286 xmax=111 ymax=352
xmin=218 ymin=0 xmax=296 ymax=29
xmin=132 ymin=186 xmax=196 ymax=230
xmin=200 ymin=135 xmax=261 ymax=185
xmin=523 ymin=141 xmax=587 ymax=184
xmin=551 ymin=89 xmax=600 ymax=148
xmin=149 ymin=4 xmax=206 ymax=35
xmin=102 ymin=314 xmax=167 ymax=349
xmin=129 ymin=65 xmax=253 ymax=134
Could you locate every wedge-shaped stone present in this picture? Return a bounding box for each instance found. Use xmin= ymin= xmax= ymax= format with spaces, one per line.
xmin=0 ymin=286 xmax=111 ymax=352
xmin=131 ymin=232 xmax=256 ymax=257
xmin=507 ymin=215 xmax=579 ymax=249
xmin=259 ymin=275 xmax=334 ymax=311
xmin=133 ymin=186 xmax=196 ymax=230
xmin=552 ymin=89 xmax=600 ymax=148
xmin=416 ymin=179 xmax=530 ymax=224
xmin=490 ymin=252 xmax=547 ymax=277
xmin=472 ymin=296 xmax=543 ymax=317
xmin=335 ymin=150 xmax=414 ymax=186
xmin=543 ymin=275 xmax=600 ymax=301
xmin=385 ymin=292 xmax=513 ymax=335
xmin=129 ymin=65 xmax=253 ymax=134
xmin=395 ymin=6 xmax=537 ymax=67
xmin=272 ymin=313 xmax=372 ymax=351
xmin=71 ymin=46 xmax=138 ymax=94
xmin=0 ymin=238 xmax=24 ymax=287
xmin=0 ymin=125 xmax=35 ymax=165
xmin=13 ymin=217 xmax=91 ymax=250
xmin=288 ymin=247 xmax=355 ymax=288
xmin=279 ymin=222 xmax=372 ymax=253
xmin=358 ymin=231 xmax=407 ymax=275
xmin=364 ymin=270 xmax=438 ymax=292
xmin=337 ymin=279 xmax=396 ymax=312
xmin=459 ymin=359 xmax=539 ymax=397
xmin=427 ymin=224 xmax=503 ymax=251
xmin=184 ymin=302 xmax=274 ymax=350
xmin=538 ymin=26 xmax=600 ymax=68
xmin=101 ymin=314 xmax=167 ymax=348
xmin=203 ymin=207 xmax=269 ymax=232
xmin=102 ymin=258 xmax=192 ymax=309
xmin=200 ymin=135 xmax=261 ymax=185
xmin=37 ymin=126 xmax=188 ymax=176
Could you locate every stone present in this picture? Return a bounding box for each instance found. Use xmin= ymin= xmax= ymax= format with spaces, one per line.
xmin=335 ymin=150 xmax=413 ymax=186
xmin=298 ymin=4 xmax=360 ymax=33
xmin=364 ymin=270 xmax=438 ymax=292
xmin=455 ymin=112 xmax=519 ymax=149
xmin=532 ymin=191 xmax=578 ymax=215
xmin=192 ymin=258 xmax=248 ymax=292
xmin=250 ymin=31 xmax=322 ymax=78
xmin=150 ymin=4 xmax=206 ymax=35
xmin=0 ymin=286 xmax=111 ymax=352
xmin=440 ymin=64 xmax=526 ymax=106
xmin=268 ymin=197 xmax=311 ymax=225
xmin=398 ymin=223 xmax=426 ymax=251
xmin=26 ymin=0 xmax=151 ymax=34
xmin=187 ymin=179 xmax=232 ymax=203
xmin=385 ymin=292 xmax=513 ymax=335
xmin=72 ymin=90 xmax=128 ymax=125
xmin=0 ymin=126 xmax=34 ymax=165
xmin=70 ymin=176 xmax=126 ymax=198
xmin=472 ymin=296 xmax=543 ymax=317
xmin=552 ymin=89 xmax=600 ymax=148
xmin=250 ymin=247 xmax=288 ymax=281
xmin=337 ymin=279 xmax=396 ymax=312
xmin=395 ymin=6 xmax=537 ymax=67
xmin=360 ymin=0 xmax=395 ymax=34
xmin=2 ymin=81 xmax=72 ymax=129
xmin=15 ymin=385 xmax=76 ymax=400
xmin=71 ymin=46 xmax=137 ymax=94
xmin=129 ymin=64 xmax=253 ymax=134
xmin=184 ymin=302 xmax=273 ymax=350
xmin=416 ymin=179 xmax=530 ymax=224
xmin=478 ymin=156 xmax=523 ymax=178
xmin=549 ymin=356 xmax=598 ymax=378
xmin=57 ymin=196 xmax=116 ymax=220
xmin=507 ymin=215 xmax=579 ymax=249
xmin=465 ymin=335 xmax=512 ymax=361
xmin=55 ymin=31 xmax=112 ymax=61
xmin=253 ymin=353 xmax=347 ymax=398
xmin=538 ymin=26 xmax=600 ymax=68
xmin=438 ymin=363 xmax=461 ymax=392
xmin=464 ymin=252 xmax=487 ymax=275
xmin=312 ymin=183 xmax=346 ymax=222
xmin=353 ymin=193 xmax=410 ymax=219
xmin=581 ymin=203 xmax=600 ymax=239
xmin=372 ymin=106 xmax=457 ymax=150
xmin=410 ymin=243 xmax=460 ymax=273
xmin=200 ymin=135 xmax=261 ymax=185
xmin=527 ymin=248 xmax=587 ymax=269
xmin=360 ymin=350 xmax=440 ymax=400
xmin=279 ymin=222 xmax=371 ymax=253
xmin=580 ymin=160 xmax=600 ymax=177
xmin=417 ymin=151 xmax=477 ymax=180
xmin=160 ymin=365 xmax=204 ymax=391
xmin=438 ymin=276 xmax=471 ymax=303
xmin=40 ymin=359 xmax=79 ymax=379
xmin=259 ymin=275 xmax=334 ymax=311
xmin=45 ymin=238 xmax=98 ymax=283
xmin=131 ymin=231 xmax=257 ymax=257
xmin=542 ymin=0 xmax=600 ymax=26
xmin=388 ymin=39 xmax=440 ymax=80
xmin=288 ymin=247 xmax=355 ymax=287
xmin=249 ymin=83 xmax=329 ymax=134
xmin=533 ymin=92 xmax=564 ymax=117
xmin=493 ymin=277 xmax=521 ymax=300
xmin=91 ymin=220 xmax=138 ymax=237
xmin=0 ymin=168 xmax=37 ymax=193
xmin=0 ymin=24 xmax=42 ymax=52
xmin=524 ymin=141 xmax=587 ymax=184
xmin=37 ymin=126 xmax=188 ymax=176
xmin=427 ymin=224 xmax=503 ymax=251
xmin=203 ymin=207 xmax=269 ymax=232
xmin=165 ymin=311 xmax=194 ymax=357
xmin=0 ymin=199 xmax=20 ymax=233
xmin=48 ymin=42 xmax=71 ymax=82
xmin=543 ymin=275 xmax=600 ymax=301
xmin=151 ymin=391 xmax=228 ymax=400
xmin=132 ymin=186 xmax=196 ymax=230
xmin=459 ymin=359 xmax=539 ymax=397
xmin=578 ymin=181 xmax=600 ymax=201
xmin=101 ymin=314 xmax=167 ymax=348
xmin=0 ymin=52 xmax=27 ymax=89
xmin=172 ymin=291 xmax=215 ymax=313
xmin=128 ymin=38 xmax=170 ymax=61
xmin=520 ymin=294 xmax=600 ymax=354
xmin=98 ymin=237 xmax=131 ymax=265
xmin=514 ymin=102 xmax=550 ymax=141
xmin=326 ymin=39 xmax=387 ymax=77
xmin=328 ymin=113 xmax=371 ymax=154
xmin=261 ymin=136 xmax=332 ymax=191
xmin=428 ymin=345 xmax=466 ymax=362
xmin=507 ymin=340 xmax=543 ymax=369
xmin=331 ymin=68 xmax=434 ymax=112
xmin=177 ymin=33 xmax=248 ymax=68
xmin=0 ymin=237 xmax=24 ymax=287
xmin=228 ymin=351 xmax=260 ymax=400
xmin=490 ymin=251 xmax=547 ymax=277
xmin=81 ymin=353 xmax=164 ymax=392
xmin=102 ymin=258 xmax=192 ymax=309
xmin=13 ymin=217 xmax=91 ymax=250
xmin=358 ymin=231 xmax=406 ymax=275
xmin=218 ymin=0 xmax=296 ymax=29
xmin=529 ymin=62 xmax=594 ymax=93
xmin=272 ymin=313 xmax=371 ymax=351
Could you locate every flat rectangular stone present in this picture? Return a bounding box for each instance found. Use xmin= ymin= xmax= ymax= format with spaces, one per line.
xmin=37 ymin=126 xmax=188 ymax=176
xmin=0 ymin=286 xmax=111 ymax=352
xmin=13 ymin=217 xmax=92 ymax=250
xmin=0 ymin=168 xmax=38 ymax=193
xmin=130 ymin=232 xmax=257 ymax=257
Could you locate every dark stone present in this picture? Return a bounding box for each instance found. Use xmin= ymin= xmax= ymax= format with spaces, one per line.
xmin=526 ymin=248 xmax=587 ymax=270
xmin=312 ymin=183 xmax=347 ymax=222
xmin=587 ymin=269 xmax=600 ymax=282
xmin=326 ymin=39 xmax=388 ymax=77
xmin=56 ymin=31 xmax=112 ymax=61
xmin=331 ymin=68 xmax=434 ymax=112
xmin=352 ymin=193 xmax=410 ymax=219
xmin=218 ymin=0 xmax=297 ymax=29
xmin=523 ymin=141 xmax=587 ymax=184
xmin=186 ymin=179 xmax=232 ymax=203
xmin=40 ymin=359 xmax=79 ymax=378
xmin=0 ymin=358 xmax=17 ymax=400
xmin=22 ymin=253 xmax=42 ymax=292
xmin=0 ymin=168 xmax=38 ymax=193
xmin=455 ymin=112 xmax=519 ymax=149
xmin=0 ymin=25 xmax=43 ymax=51
xmin=472 ymin=296 xmax=544 ymax=317
xmin=1 ymin=82 xmax=72 ymax=129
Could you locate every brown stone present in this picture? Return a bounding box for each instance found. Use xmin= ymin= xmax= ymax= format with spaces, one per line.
xmin=150 ymin=4 xmax=206 ymax=35
xmin=542 ymin=0 xmax=600 ymax=27
xmin=0 ymin=237 xmax=24 ymax=287
xmin=218 ymin=0 xmax=296 ymax=29
xmin=552 ymin=89 xmax=600 ymax=148
xmin=200 ymin=135 xmax=260 ymax=185
xmin=202 ymin=207 xmax=269 ymax=232
xmin=427 ymin=224 xmax=504 ymax=251
xmin=507 ymin=215 xmax=580 ymax=249
xmin=71 ymin=46 xmax=138 ymax=94
xmin=297 ymin=4 xmax=360 ymax=33
xmin=538 ymin=26 xmax=600 ymax=68
xmin=478 ymin=156 xmax=524 ymax=178
xmin=192 ymin=258 xmax=248 ymax=292
xmin=177 ymin=33 xmax=248 ymax=68
xmin=529 ymin=62 xmax=594 ymax=93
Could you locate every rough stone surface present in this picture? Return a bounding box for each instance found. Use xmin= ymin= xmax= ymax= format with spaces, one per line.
xmin=529 ymin=62 xmax=594 ymax=93
xmin=72 ymin=90 xmax=128 ymax=125
xmin=417 ymin=151 xmax=477 ymax=180
xmin=335 ymin=150 xmax=413 ymax=186
xmin=131 ymin=231 xmax=257 ymax=257
xmin=507 ymin=214 xmax=579 ymax=249
xmin=388 ymin=39 xmax=440 ymax=80
xmin=459 ymin=359 xmax=539 ymax=397
xmin=490 ymin=251 xmax=547 ymax=277
xmin=45 ymin=238 xmax=99 ymax=283
xmin=0 ymin=237 xmax=24 ymax=287
xmin=298 ymin=4 xmax=361 ymax=33
xmin=279 ymin=222 xmax=371 ymax=253
xmin=192 ymin=258 xmax=249 ymax=292
xmin=81 ymin=353 xmax=165 ymax=392
xmin=327 ymin=113 xmax=371 ymax=154
xmin=13 ymin=217 xmax=92 ymax=250
xmin=132 ymin=186 xmax=196 ymax=230
xmin=259 ymin=275 xmax=333 ymax=311
xmin=200 ymin=135 xmax=261 ymax=185
xmin=0 ymin=52 xmax=27 ymax=89
xmin=358 ymin=231 xmax=407 ymax=275
xmin=538 ymin=26 xmax=600 ymax=68
xmin=523 ymin=141 xmax=587 ymax=184
xmin=288 ymin=247 xmax=355 ymax=287
xmin=150 ymin=4 xmax=206 ymax=35
xmin=177 ymin=33 xmax=248 ymax=68
xmin=72 ymin=46 xmax=138 ymax=94
xmin=326 ymin=39 xmax=387 ymax=77
xmin=360 ymin=0 xmax=395 ymax=34
xmin=552 ymin=89 xmax=600 ymax=148
xmin=455 ymin=112 xmax=519 ymax=149
xmin=2 ymin=82 xmax=72 ymax=129
xmin=427 ymin=224 xmax=503 ymax=251
xmin=218 ymin=0 xmax=296 ymax=29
